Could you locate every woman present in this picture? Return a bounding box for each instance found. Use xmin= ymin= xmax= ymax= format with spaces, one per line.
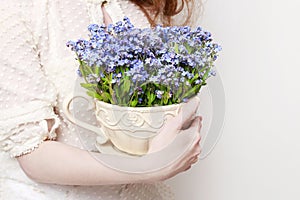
xmin=0 ymin=0 xmax=202 ymax=199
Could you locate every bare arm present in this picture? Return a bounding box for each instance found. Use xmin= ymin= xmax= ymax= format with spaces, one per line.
xmin=17 ymin=119 xmax=202 ymax=186
xmin=17 ymin=98 xmax=202 ymax=185
xmin=17 ymin=141 xmax=155 ymax=185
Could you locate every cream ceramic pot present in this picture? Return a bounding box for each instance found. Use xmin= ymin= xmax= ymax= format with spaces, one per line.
xmin=63 ymin=94 xmax=183 ymax=155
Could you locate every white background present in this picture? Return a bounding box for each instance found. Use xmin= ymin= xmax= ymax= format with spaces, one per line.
xmin=167 ymin=0 xmax=300 ymax=199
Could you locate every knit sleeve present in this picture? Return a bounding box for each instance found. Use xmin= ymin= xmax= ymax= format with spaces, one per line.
xmin=0 ymin=0 xmax=60 ymax=157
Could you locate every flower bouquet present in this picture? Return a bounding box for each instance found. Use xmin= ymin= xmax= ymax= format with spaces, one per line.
xmin=66 ymin=17 xmax=221 ymax=155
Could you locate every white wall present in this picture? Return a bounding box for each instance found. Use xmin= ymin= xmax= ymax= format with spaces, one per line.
xmin=167 ymin=0 xmax=300 ymax=199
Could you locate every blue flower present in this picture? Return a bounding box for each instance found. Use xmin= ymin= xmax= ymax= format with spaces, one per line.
xmin=138 ymin=98 xmax=143 ymax=104
xmin=125 ymin=60 xmax=149 ymax=84
xmin=155 ymin=90 xmax=164 ymax=99
xmin=76 ymin=69 xmax=82 ymax=77
xmin=195 ymin=79 xmax=202 ymax=84
xmin=66 ymin=16 xmax=221 ymax=106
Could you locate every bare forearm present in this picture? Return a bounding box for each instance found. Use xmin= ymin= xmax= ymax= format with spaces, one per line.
xmin=17 ymin=141 xmax=154 ymax=185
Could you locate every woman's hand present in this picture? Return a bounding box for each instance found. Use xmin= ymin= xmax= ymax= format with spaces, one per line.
xmin=154 ymin=116 xmax=202 ymax=181
xmin=147 ymin=97 xmax=202 ymax=181
xmin=148 ymin=96 xmax=201 ymax=153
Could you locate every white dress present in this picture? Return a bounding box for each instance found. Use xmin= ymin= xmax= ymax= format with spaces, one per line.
xmin=0 ymin=0 xmax=175 ymax=199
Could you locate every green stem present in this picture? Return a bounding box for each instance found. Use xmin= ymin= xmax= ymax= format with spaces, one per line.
xmin=128 ymin=81 xmax=139 ymax=106
xmin=108 ymin=74 xmax=115 ymax=104
xmin=79 ymin=64 xmax=88 ymax=83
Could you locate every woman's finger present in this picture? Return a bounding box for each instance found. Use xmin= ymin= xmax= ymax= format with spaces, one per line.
xmin=189 ymin=116 xmax=202 ymax=133
xmin=191 ymin=156 xmax=199 ymax=164
xmin=184 ymin=165 xmax=192 ymax=171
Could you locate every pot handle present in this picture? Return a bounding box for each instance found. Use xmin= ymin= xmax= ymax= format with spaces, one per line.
xmin=62 ymin=93 xmax=109 ymax=144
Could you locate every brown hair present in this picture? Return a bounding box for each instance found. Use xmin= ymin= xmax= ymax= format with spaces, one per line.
xmin=129 ymin=0 xmax=196 ymax=27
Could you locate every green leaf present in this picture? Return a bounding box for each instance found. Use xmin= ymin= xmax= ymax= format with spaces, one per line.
xmin=174 ymin=43 xmax=179 ymax=54
xmin=148 ymin=93 xmax=156 ymax=106
xmin=101 ymin=92 xmax=111 ymax=102
xmin=202 ymin=68 xmax=210 ymax=81
xmin=80 ymin=83 xmax=97 ymax=90
xmin=184 ymin=43 xmax=193 ymax=54
xmin=187 ymin=46 xmax=192 ymax=54
xmin=102 ymin=77 xmax=109 ymax=83
xmin=114 ymin=85 xmax=121 ymax=102
xmin=199 ymin=66 xmax=208 ymax=73
xmin=123 ymin=78 xmax=131 ymax=93
xmin=94 ymin=66 xmax=100 ymax=76
xmin=130 ymin=99 xmax=138 ymax=107
xmin=174 ymin=85 xmax=183 ymax=100
xmin=163 ymin=97 xmax=169 ymax=105
xmin=86 ymin=91 xmax=102 ymax=100
xmin=182 ymin=84 xmax=201 ymax=99
xmin=190 ymin=73 xmax=199 ymax=83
